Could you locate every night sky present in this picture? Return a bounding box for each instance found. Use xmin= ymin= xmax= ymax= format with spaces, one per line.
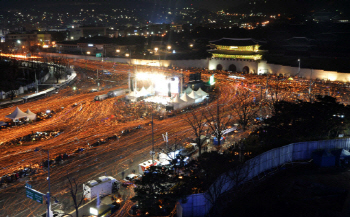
xmin=0 ymin=0 xmax=242 ymax=11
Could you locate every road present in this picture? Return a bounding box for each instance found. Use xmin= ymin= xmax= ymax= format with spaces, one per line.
xmin=0 ymin=58 xmax=349 ymax=216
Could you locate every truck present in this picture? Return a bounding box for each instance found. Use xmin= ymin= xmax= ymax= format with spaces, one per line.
xmin=83 ymin=176 xmax=120 ymax=200
xmin=107 ymin=88 xmax=127 ymax=98
xmin=94 ymin=94 xmax=109 ymax=101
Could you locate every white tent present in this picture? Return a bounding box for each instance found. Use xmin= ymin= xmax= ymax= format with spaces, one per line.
xmin=5 ymin=107 xmax=27 ymax=120
xmin=137 ymin=86 xmax=150 ymax=97
xmin=159 ymin=153 xmax=171 ymax=165
xmin=188 ymin=90 xmax=201 ymax=99
xmin=184 ymin=87 xmax=193 ymax=95
xmin=25 ymin=109 xmax=37 ymax=121
xmin=172 ymin=94 xmax=187 ymax=109
xmin=128 ymin=91 xmax=136 ymax=97
xmin=181 ymin=93 xmax=195 ymax=105
xmin=147 ymin=85 xmax=155 ymax=95
xmin=195 ymin=88 xmax=209 ymax=97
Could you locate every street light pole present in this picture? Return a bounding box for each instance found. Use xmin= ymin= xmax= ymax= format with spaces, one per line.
xmin=46 ymin=150 xmax=52 ymax=217
xmin=151 ymin=113 xmax=154 ymax=164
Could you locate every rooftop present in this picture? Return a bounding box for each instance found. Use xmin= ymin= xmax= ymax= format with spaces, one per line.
xmin=209 ymin=38 xmax=260 ymax=46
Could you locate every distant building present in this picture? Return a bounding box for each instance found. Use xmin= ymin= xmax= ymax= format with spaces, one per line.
xmin=79 ymin=26 xmax=108 ymax=38
xmin=208 ymin=38 xmax=262 ymax=60
xmin=4 ymin=31 xmax=52 ymax=51
xmin=56 ymin=37 xmax=138 ymax=56
xmin=208 ymin=38 xmax=264 ymax=73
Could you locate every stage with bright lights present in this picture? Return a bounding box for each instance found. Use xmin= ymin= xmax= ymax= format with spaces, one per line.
xmin=126 ymin=72 xmax=209 ymax=109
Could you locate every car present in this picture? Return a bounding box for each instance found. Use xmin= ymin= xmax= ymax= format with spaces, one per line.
xmin=89 ymin=89 xmax=98 ymax=93
xmin=124 ymin=174 xmax=140 ymax=182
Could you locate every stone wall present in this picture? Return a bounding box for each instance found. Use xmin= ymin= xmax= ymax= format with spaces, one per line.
xmin=40 ymin=53 xmax=350 ymax=82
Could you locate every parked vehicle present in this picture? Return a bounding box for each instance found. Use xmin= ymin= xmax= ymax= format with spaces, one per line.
xmin=107 ymin=88 xmax=127 ymax=98
xmin=94 ymin=94 xmax=109 ymax=101
xmin=83 ymin=176 xmax=118 ymax=200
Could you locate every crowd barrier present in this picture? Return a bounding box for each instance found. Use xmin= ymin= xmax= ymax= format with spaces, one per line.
xmin=179 ymin=138 xmax=350 ymax=217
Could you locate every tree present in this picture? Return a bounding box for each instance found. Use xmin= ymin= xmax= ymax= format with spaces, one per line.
xmin=67 ymin=176 xmax=84 ymax=217
xmin=251 ymin=95 xmax=350 ymax=152
xmin=205 ymin=97 xmax=233 ymax=147
xmin=184 ymin=110 xmax=207 ymax=156
xmin=231 ymin=87 xmax=258 ymax=131
xmin=132 ymin=165 xmax=187 ymax=216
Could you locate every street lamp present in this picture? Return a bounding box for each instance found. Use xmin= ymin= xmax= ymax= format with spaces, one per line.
xmin=34 ymin=148 xmax=52 ymax=217
xmin=154 ymin=47 xmax=158 ymax=53
xmin=167 ymin=45 xmax=171 ymax=50
xmin=298 ymin=58 xmax=300 ymax=76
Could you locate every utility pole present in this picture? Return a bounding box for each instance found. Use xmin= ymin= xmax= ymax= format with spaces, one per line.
xmin=151 ymin=113 xmax=154 ymax=164
xmin=35 ymin=71 xmax=39 ymax=93
xmin=260 ymin=85 xmax=263 ymax=119
xmin=162 ymin=132 xmax=168 ymax=151
xmin=46 ymin=150 xmax=52 ymax=217
xmin=97 ymin=69 xmax=100 ymax=90
xmin=128 ymin=70 xmax=131 ymax=91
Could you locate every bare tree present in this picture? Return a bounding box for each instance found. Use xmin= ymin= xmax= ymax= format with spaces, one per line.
xmin=205 ymin=102 xmax=232 ymax=147
xmin=231 ymin=87 xmax=258 ymax=131
xmin=67 ymin=176 xmax=84 ymax=217
xmin=184 ymin=110 xmax=207 ymax=156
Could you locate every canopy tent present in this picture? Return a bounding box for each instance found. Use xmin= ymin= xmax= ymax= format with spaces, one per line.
xmin=196 ymin=87 xmax=209 ymax=97
xmin=173 ymin=94 xmax=186 ymax=104
xmin=5 ymin=107 xmax=27 ymax=120
xmin=180 ymin=93 xmax=195 ymax=105
xmin=147 ymin=85 xmax=155 ymax=95
xmin=188 ymin=90 xmax=201 ymax=99
xmin=159 ymin=153 xmax=171 ymax=165
xmin=137 ymin=86 xmax=150 ymax=97
xmin=172 ymin=94 xmax=187 ymax=109
xmin=128 ymin=91 xmax=136 ymax=97
xmin=0 ymin=121 xmax=7 ymax=126
xmin=331 ymin=149 xmax=350 ymax=166
xmin=184 ymin=86 xmax=193 ymax=95
xmin=25 ymin=109 xmax=37 ymax=121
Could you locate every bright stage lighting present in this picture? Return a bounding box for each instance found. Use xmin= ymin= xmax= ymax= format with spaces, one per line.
xmin=135 ymin=73 xmax=179 ymax=96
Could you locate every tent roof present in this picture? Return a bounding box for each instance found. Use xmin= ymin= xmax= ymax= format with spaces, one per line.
xmin=138 ymin=86 xmax=150 ymax=97
xmin=0 ymin=121 xmax=6 ymax=126
xmin=181 ymin=93 xmax=195 ymax=103
xmin=184 ymin=87 xmax=193 ymax=95
xmin=5 ymin=107 xmax=27 ymax=120
xmin=25 ymin=109 xmax=36 ymax=116
xmin=196 ymin=88 xmax=208 ymax=97
xmin=173 ymin=95 xmax=186 ymax=104
xmin=147 ymin=85 xmax=154 ymax=93
xmin=188 ymin=90 xmax=200 ymax=99
xmin=128 ymin=91 xmax=136 ymax=97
